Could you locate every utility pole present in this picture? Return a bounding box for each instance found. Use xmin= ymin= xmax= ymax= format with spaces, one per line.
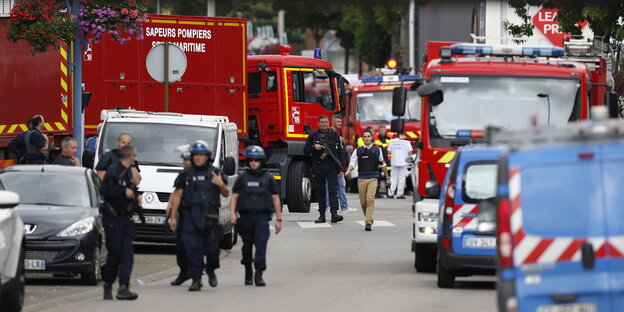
xmin=409 ymin=0 xmax=415 ymax=75
xmin=71 ymin=0 xmax=84 ymax=161
xmin=207 ymin=0 xmax=215 ymax=17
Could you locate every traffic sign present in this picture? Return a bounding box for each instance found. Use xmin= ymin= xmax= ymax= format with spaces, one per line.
xmin=532 ymin=8 xmax=588 ymax=47
xmin=146 ymin=43 xmax=187 ymax=83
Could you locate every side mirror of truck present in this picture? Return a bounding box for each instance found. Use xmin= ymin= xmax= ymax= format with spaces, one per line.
xmin=392 ymin=86 xmax=407 ymax=116
xmin=0 ymin=190 xmax=19 ymax=209
xmin=223 ymin=157 xmax=236 ymax=176
xmin=390 ymin=118 xmax=405 ymax=133
xmin=476 ymin=197 xmax=497 ymax=234
xmin=424 ymin=180 xmax=440 ymax=198
xmin=606 ymin=91 xmax=620 ymax=118
xmin=417 ymin=83 xmax=444 ymax=106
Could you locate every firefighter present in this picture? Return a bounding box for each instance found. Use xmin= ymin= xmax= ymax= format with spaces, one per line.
xmin=230 ymin=145 xmax=282 ymax=286
xmin=303 ymin=115 xmax=344 ymax=224
xmin=168 ymin=141 xmax=229 ymax=292
xmin=167 ymin=146 xmax=192 ymax=286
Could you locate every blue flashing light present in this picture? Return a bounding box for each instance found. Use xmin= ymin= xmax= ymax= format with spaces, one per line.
xmin=455 ymin=129 xmax=484 ymax=138
xmin=361 ymin=76 xmax=383 ymax=83
xmin=314 ymin=48 xmax=322 ymax=59
xmin=248 ymin=53 xmax=256 ymax=56
xmin=361 ymin=74 xmax=421 ymax=84
xmin=456 ymin=129 xmax=472 ymax=138
xmin=450 ymin=43 xmax=565 ymax=57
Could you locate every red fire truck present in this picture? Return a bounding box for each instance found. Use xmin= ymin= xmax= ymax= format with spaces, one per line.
xmin=395 ymin=40 xmax=617 ymax=272
xmin=0 ymin=14 xmax=347 ymax=213
xmin=341 ymin=75 xmax=421 ymax=191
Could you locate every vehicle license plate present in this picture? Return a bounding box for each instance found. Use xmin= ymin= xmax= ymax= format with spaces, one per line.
xmin=464 ymin=237 xmax=496 ymax=248
xmin=24 ymin=259 xmax=46 ymax=270
xmin=537 ymin=303 xmax=597 ymax=312
xmin=132 ymin=215 xmax=166 ymax=224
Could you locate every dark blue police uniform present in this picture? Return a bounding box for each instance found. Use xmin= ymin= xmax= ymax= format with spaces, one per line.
xmin=233 ymin=169 xmax=279 ymax=271
xmin=24 ymin=128 xmax=47 ymax=164
xmin=173 ymin=165 xmax=227 ymax=281
xmin=100 ymin=163 xmax=136 ymax=287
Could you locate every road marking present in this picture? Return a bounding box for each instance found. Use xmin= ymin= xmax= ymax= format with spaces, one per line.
xmin=297 ymin=222 xmax=332 ymax=228
xmin=356 ymin=221 xmax=395 ymax=227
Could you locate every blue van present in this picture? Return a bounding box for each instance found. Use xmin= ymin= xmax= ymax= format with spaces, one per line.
xmin=436 ymin=144 xmax=502 ymax=288
xmin=487 ymin=118 xmax=624 ymax=312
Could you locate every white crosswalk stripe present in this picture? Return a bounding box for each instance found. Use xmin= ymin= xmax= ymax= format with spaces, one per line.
xmin=295 ymin=221 xmax=395 ymax=228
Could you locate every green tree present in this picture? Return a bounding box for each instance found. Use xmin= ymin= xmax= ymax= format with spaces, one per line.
xmin=505 ymin=1 xmax=624 ymax=42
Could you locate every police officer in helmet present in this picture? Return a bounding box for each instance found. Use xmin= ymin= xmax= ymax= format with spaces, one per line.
xmin=169 ymin=140 xmax=229 ymax=292
xmin=167 ymin=146 xmax=192 ymax=286
xmin=230 ymin=145 xmax=282 ymax=286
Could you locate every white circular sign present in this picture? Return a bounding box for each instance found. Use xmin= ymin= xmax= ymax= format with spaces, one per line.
xmin=146 ymin=43 xmax=187 ymax=83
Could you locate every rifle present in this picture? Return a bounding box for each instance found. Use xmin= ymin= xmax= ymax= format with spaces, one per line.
xmin=128 ymin=182 xmax=145 ymax=224
xmin=315 ymin=137 xmax=343 ymax=170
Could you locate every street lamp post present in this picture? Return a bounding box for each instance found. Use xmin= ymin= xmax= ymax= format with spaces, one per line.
xmin=72 ymin=0 xmax=84 ymax=162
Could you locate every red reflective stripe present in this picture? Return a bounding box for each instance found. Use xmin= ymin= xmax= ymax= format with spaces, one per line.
xmin=595 ymin=243 xmax=608 ymax=259
xmin=511 ymin=194 xmax=521 ymax=214
xmin=513 ymin=228 xmax=525 ymax=247
xmin=524 ymin=239 xmax=554 ymax=264
xmin=455 ymin=205 xmax=479 ymax=228
xmin=608 ymin=242 xmax=624 ymax=258
xmin=557 ymin=239 xmax=584 ymax=262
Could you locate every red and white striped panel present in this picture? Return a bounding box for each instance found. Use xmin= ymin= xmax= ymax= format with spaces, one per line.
xmin=509 ymin=169 xmax=624 ymax=265
xmin=453 ymin=204 xmax=479 ymax=230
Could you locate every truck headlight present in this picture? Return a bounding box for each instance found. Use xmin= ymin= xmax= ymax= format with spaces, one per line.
xmin=418 ymin=212 xmax=438 ymax=222
xmin=58 ymin=217 xmax=94 ymax=237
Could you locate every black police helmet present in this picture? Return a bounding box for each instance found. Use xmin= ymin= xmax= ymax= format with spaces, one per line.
xmin=244 ymin=145 xmax=266 ymax=160
xmin=190 ymin=140 xmax=210 ymax=155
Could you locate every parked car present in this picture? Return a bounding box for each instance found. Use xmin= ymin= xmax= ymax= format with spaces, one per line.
xmin=0 ymin=188 xmax=25 ymax=312
xmin=0 ymin=165 xmax=106 ymax=285
xmin=435 ymin=145 xmax=502 ymax=288
xmin=483 ymin=112 xmax=624 ymax=312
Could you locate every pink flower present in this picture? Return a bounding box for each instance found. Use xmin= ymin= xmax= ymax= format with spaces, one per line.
xmin=121 ymin=8 xmax=129 ymax=15
xmin=129 ymin=10 xmax=138 ymax=18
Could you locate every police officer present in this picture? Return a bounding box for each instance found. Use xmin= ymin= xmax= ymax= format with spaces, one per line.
xmin=230 ymin=146 xmax=282 ymax=286
xmin=303 ymin=115 xmax=344 ymax=224
xmin=23 ymin=115 xmax=49 ymax=164
xmin=168 ymin=141 xmax=229 ymax=292
xmin=100 ymin=145 xmax=140 ymax=300
xmin=167 ymin=146 xmax=192 ymax=286
xmin=96 ymin=133 xmax=141 ymax=185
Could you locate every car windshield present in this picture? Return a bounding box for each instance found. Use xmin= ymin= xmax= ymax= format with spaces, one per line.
xmin=0 ymin=171 xmax=91 ymax=207
xmin=463 ymin=162 xmax=497 ymax=202
xmin=99 ymin=123 xmax=217 ymax=167
xmin=429 ymin=76 xmax=580 ymax=136
xmin=356 ymin=90 xmax=420 ymax=123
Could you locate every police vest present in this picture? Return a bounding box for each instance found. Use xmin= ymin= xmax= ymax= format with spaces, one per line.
xmin=236 ymin=170 xmax=273 ymax=213
xmin=183 ymin=166 xmax=221 ymax=220
xmin=357 ymin=146 xmax=380 ymax=179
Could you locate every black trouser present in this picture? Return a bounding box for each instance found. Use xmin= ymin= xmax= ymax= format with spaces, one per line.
xmin=181 ymin=213 xmax=220 ymax=279
xmin=175 ymin=212 xmax=187 ymax=277
xmin=103 ymin=215 xmax=135 ymax=286
xmin=239 ymin=213 xmax=271 ymax=271
xmin=313 ymin=162 xmax=339 ymax=214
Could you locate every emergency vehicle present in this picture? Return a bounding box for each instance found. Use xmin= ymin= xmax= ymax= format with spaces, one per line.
xmin=436 ymin=144 xmax=502 ymax=288
xmin=486 ymin=107 xmax=623 ymax=312
xmin=394 ymin=40 xmax=617 ymax=273
xmin=0 ymin=14 xmax=348 ymax=214
xmin=341 ymin=75 xmax=421 ymax=191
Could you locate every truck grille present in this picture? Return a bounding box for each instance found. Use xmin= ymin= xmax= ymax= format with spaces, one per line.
xmin=156 ymin=192 xmax=170 ymax=202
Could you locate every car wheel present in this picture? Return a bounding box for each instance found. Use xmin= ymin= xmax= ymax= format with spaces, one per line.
xmin=414 ymin=244 xmax=436 ymax=273
xmin=1 ymin=248 xmax=25 ymax=312
xmin=286 ymin=161 xmax=311 ymax=213
xmin=81 ymin=247 xmax=101 ymax=285
xmin=437 ymin=259 xmax=455 ymax=288
xmin=220 ymin=224 xmax=236 ymax=250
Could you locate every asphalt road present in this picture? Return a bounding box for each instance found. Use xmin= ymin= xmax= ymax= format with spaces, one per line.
xmin=24 ymin=193 xmax=496 ymax=312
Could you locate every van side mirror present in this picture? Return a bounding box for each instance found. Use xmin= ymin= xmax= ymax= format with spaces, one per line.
xmin=338 ymin=77 xmax=348 ymax=110
xmin=606 ymin=91 xmax=619 ymax=118
xmin=390 ymin=118 xmax=405 ymax=133
xmin=417 ymin=84 xmax=444 ymax=106
xmin=0 ymin=190 xmax=19 ymax=209
xmin=476 ymin=198 xmax=497 ymax=234
xmin=223 ymin=157 xmax=236 ymax=176
xmin=425 ymin=181 xmax=440 ymax=198
xmin=392 ymin=86 xmax=407 ymax=116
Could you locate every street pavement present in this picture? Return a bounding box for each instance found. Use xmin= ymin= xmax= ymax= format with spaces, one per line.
xmin=24 ymin=193 xmax=496 ymax=312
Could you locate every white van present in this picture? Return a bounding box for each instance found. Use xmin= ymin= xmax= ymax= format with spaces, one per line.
xmin=95 ymin=109 xmax=239 ymax=249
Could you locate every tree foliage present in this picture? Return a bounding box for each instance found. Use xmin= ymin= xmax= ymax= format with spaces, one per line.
xmin=505 ymin=0 xmax=624 ymax=42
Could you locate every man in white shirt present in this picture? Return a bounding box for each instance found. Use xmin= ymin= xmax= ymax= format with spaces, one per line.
xmin=345 ymin=130 xmax=390 ymax=231
xmin=387 ymin=131 xmax=413 ymax=199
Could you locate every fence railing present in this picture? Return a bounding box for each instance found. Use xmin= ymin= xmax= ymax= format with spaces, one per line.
xmin=0 ymin=0 xmax=15 ymax=17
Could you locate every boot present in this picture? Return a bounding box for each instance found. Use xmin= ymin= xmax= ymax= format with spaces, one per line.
xmin=103 ymin=283 xmax=113 ymax=300
xmin=244 ymin=265 xmax=253 ymax=285
xmin=330 ymin=212 xmax=343 ymax=223
xmin=170 ymin=272 xmax=190 ymax=286
xmin=115 ymin=285 xmax=138 ymax=300
xmin=207 ymin=270 xmax=218 ymax=287
xmin=314 ymin=214 xmax=326 ymax=223
xmin=254 ymin=269 xmax=266 ymax=287
xmin=188 ymin=278 xmax=202 ymax=291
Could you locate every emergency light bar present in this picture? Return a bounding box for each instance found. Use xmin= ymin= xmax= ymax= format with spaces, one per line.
xmin=456 ymin=129 xmax=484 ymax=139
xmin=449 ymin=44 xmax=565 ymax=57
xmin=361 ymin=75 xmax=420 ymax=83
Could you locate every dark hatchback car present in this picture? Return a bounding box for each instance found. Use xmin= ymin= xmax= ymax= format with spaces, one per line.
xmin=0 ymin=165 xmax=106 ymax=285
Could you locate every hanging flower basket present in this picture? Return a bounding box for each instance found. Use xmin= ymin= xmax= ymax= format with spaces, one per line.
xmin=6 ymin=0 xmax=149 ymax=55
